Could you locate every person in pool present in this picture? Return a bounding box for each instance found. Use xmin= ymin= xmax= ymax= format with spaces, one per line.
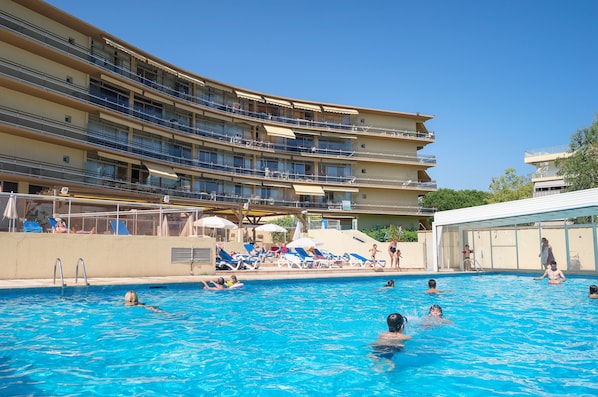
xmin=589 ymin=285 xmax=598 ymax=299
xmin=534 ymin=261 xmax=566 ymax=284
xmin=123 ymin=291 xmax=164 ymax=313
xmin=382 ymin=280 xmax=395 ymax=288
xmin=370 ymin=313 xmax=411 ymax=370
xmin=202 ymin=277 xmax=226 ymax=290
xmin=425 ymin=279 xmax=442 ymax=294
xmin=226 ymin=275 xmax=241 ymax=287
xmin=422 ymin=304 xmax=453 ymax=326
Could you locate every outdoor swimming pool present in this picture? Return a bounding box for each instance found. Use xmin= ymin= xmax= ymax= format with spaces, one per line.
xmin=1 ymin=274 xmax=597 ymax=396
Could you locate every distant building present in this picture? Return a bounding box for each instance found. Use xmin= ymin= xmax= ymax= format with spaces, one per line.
xmin=524 ymin=145 xmax=571 ymax=197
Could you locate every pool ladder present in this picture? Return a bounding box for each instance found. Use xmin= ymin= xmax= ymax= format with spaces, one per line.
xmin=53 ymin=257 xmax=90 ymax=287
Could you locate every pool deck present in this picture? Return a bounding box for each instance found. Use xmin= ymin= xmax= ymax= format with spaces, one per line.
xmin=0 ymin=263 xmax=435 ymax=289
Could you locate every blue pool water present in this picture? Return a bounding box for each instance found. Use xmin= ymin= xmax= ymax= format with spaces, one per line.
xmin=1 ymin=274 xmax=597 ymax=396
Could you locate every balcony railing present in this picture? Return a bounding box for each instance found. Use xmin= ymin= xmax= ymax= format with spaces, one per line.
xmin=0 ymin=153 xmax=434 ymax=216
xmin=0 ymin=104 xmax=437 ymax=190
xmin=0 ymin=57 xmax=436 ymax=169
xmin=0 ymin=9 xmax=435 ymax=142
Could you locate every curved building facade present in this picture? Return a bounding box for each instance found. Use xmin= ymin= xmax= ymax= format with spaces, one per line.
xmin=0 ymin=0 xmax=436 ymax=230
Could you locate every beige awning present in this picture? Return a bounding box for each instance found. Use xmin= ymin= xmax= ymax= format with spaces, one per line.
xmin=104 ymin=37 xmax=146 ymax=61
xmin=264 ymin=125 xmax=296 ymax=139
xmin=236 ymin=90 xmax=264 ymax=102
xmin=144 ymin=162 xmax=178 ymax=180
xmin=323 ymin=186 xmax=359 ymax=193
xmin=293 ymin=102 xmax=321 ymax=112
xmin=147 ymin=59 xmax=178 ymax=76
xmin=322 ymin=106 xmax=359 ymax=115
xmin=97 ymin=151 xmax=140 ymax=165
xmin=293 ymin=184 xmax=325 ymax=196
xmin=264 ymin=97 xmax=293 ymax=108
xmin=177 ymin=72 xmax=204 ymax=86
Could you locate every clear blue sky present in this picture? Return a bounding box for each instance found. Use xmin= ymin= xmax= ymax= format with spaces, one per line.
xmin=45 ymin=0 xmax=598 ymax=191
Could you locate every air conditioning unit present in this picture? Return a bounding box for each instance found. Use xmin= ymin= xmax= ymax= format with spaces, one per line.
xmin=60 ymin=187 xmax=69 ymax=195
xmin=163 ymin=195 xmax=170 ymax=203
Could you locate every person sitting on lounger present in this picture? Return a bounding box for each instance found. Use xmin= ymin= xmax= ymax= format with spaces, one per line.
xmin=54 ymin=218 xmax=69 ymax=233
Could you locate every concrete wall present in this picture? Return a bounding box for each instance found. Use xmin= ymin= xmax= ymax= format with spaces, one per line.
xmin=0 ymin=233 xmax=215 ymax=279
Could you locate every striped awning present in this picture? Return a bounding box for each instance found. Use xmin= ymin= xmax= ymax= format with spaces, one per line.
xmin=143 ymin=162 xmax=178 ymax=180
xmin=293 ymin=102 xmax=321 ymax=112
xmin=264 ymin=97 xmax=293 ymax=108
xmin=264 ymin=125 xmax=296 ymax=139
xmin=322 ymin=106 xmax=359 ymax=115
xmin=293 ymin=184 xmax=325 ymax=196
xmin=236 ymin=90 xmax=264 ymax=102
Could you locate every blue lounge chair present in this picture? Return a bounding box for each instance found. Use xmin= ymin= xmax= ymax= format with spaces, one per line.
xmin=217 ymin=248 xmax=259 ymax=271
xmin=109 ymin=220 xmax=130 ymax=235
xmin=293 ymin=247 xmax=321 ymax=268
xmin=349 ymin=253 xmax=385 ymax=268
xmin=23 ymin=221 xmax=43 ymax=233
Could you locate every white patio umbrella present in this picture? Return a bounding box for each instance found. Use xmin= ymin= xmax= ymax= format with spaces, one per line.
xmin=292 ymin=221 xmax=303 ymax=240
xmin=287 ymin=237 xmax=324 ymax=248
xmin=255 ymin=223 xmax=287 ymax=233
xmin=2 ymin=192 xmax=18 ymax=232
xmin=194 ymin=215 xmax=237 ymax=239
xmin=194 ymin=216 xmax=237 ymax=229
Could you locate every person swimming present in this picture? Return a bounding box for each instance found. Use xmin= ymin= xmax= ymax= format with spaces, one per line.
xmin=123 ymin=291 xmax=164 ymax=313
xmin=421 ymin=304 xmax=452 ymax=327
xmin=202 ymin=277 xmax=226 ymax=290
xmin=371 ymin=313 xmax=411 ymax=362
xmin=589 ymin=284 xmax=598 ymax=299
xmin=382 ymin=280 xmax=395 ymax=288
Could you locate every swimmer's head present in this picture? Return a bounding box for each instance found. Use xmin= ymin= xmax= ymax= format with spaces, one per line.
xmin=428 ymin=279 xmax=436 ymax=288
xmin=124 ymin=291 xmax=139 ymax=306
xmin=550 ymin=261 xmax=557 ymax=269
xmin=590 ymin=285 xmax=598 ymax=294
xmin=216 ymin=277 xmax=225 ymax=285
xmin=429 ymin=304 xmax=443 ymax=317
xmin=385 ymin=280 xmax=394 ymax=287
xmin=387 ymin=313 xmax=406 ymax=332
xmin=231 ymin=275 xmax=238 ymax=282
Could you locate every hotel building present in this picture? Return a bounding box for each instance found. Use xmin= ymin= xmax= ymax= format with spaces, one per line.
xmin=0 ymin=0 xmax=436 ymax=231
xmin=524 ymin=145 xmax=570 ymax=198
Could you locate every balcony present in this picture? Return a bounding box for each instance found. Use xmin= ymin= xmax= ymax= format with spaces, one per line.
xmin=0 ymin=9 xmax=435 ymax=142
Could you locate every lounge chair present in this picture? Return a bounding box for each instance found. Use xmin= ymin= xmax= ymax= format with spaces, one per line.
xmin=23 ymin=221 xmax=43 ymax=233
xmin=277 ymin=253 xmax=305 ymax=269
xmin=314 ymin=248 xmax=344 ymax=268
xmin=294 ymin=247 xmax=326 ymax=268
xmin=349 ymin=253 xmax=385 ymax=268
xmin=218 ymin=248 xmax=259 ymax=270
xmin=109 ymin=220 xmax=130 ymax=235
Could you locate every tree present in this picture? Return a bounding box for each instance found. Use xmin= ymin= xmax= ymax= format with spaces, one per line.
xmin=420 ymin=188 xmax=488 ymax=211
xmin=488 ymin=168 xmax=532 ymax=203
xmin=556 ymin=116 xmax=598 ymax=191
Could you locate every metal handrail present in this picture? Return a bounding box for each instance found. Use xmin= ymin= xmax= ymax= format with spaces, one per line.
xmin=53 ymin=258 xmax=66 ymax=287
xmin=75 ymin=258 xmax=90 ymax=286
